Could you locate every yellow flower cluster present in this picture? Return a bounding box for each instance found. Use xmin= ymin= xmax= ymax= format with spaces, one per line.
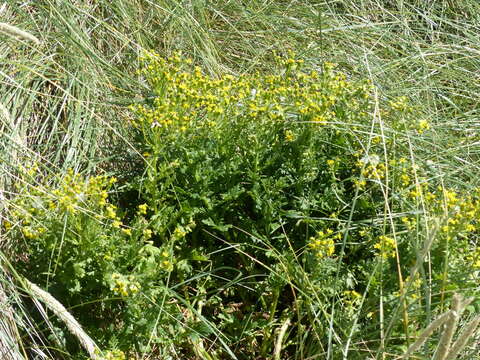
xmin=137 ymin=203 xmax=148 ymax=215
xmin=110 ymin=273 xmax=141 ymax=297
xmin=21 ymin=226 xmax=46 ymax=240
xmin=138 ymin=243 xmax=173 ymax=272
xmin=284 ymin=130 xmax=295 ymax=142
xmin=436 ymin=188 xmax=480 ymax=240
xmin=388 ymin=96 xmax=412 ymax=112
xmin=130 ymin=51 xmax=372 ymax=135
xmin=308 ymin=229 xmax=339 ymax=259
xmin=160 ymin=250 xmax=172 ymax=271
xmin=374 ymin=235 xmax=397 ymax=259
xmin=342 ymin=290 xmax=362 ymax=307
xmin=467 ymin=247 xmax=480 ymax=270
xmin=5 ymin=168 xmax=127 ymax=243
xmin=361 ymin=161 xmax=386 ymax=180
xmin=49 ymin=169 xmax=115 ymax=214
xmin=355 ymin=154 xmax=386 ymax=189
xmin=401 ymin=216 xmax=416 ymax=231
xmin=98 ymin=349 xmax=126 ymax=360
xmin=51 ymin=172 xmax=130 ymax=235
xmin=417 ymin=119 xmax=430 ymax=134
xmin=142 ymin=228 xmax=152 ymax=240
xmin=171 ymin=221 xmax=195 ymax=242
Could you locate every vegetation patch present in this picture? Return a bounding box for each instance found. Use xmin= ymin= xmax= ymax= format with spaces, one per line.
xmin=1 ymin=1 xmax=480 ymax=360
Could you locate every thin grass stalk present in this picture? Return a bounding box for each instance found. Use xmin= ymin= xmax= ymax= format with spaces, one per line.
xmin=402 ymin=310 xmax=452 ymax=358
xmin=0 ymin=22 xmax=40 ymax=44
xmin=434 ymin=294 xmax=462 ymax=360
xmin=446 ymin=315 xmax=480 ymax=360
xmin=436 ymin=298 xmax=460 ymax=358
xmin=0 ymin=102 xmax=10 ymax=127
xmin=0 ymin=281 xmax=24 ymax=360
xmin=23 ymin=279 xmax=100 ymax=359
xmin=381 ymin=220 xmax=440 ymax=358
xmin=273 ymin=318 xmax=291 ymax=360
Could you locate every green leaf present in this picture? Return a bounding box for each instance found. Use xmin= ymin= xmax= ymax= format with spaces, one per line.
xmin=202 ymin=218 xmax=231 ymax=232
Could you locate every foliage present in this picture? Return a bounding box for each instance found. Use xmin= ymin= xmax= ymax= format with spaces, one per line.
xmin=126 ymin=51 xmax=375 ymax=354
xmin=4 ymin=48 xmax=480 ymax=359
xmin=124 ymin=52 xmax=480 ymax=357
xmin=2 ymin=1 xmax=480 ymax=359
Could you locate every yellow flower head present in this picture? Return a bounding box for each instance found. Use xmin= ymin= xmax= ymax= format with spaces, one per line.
xmin=138 ymin=203 xmax=148 ymax=215
xmin=374 ymin=235 xmax=396 ymax=259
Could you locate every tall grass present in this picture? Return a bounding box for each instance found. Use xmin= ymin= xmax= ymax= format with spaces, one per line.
xmin=1 ymin=1 xmax=480 ymax=359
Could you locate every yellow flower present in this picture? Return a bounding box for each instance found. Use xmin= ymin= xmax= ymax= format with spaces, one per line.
xmin=106 ymin=204 xmax=117 ymax=219
xmin=466 ymin=224 xmax=476 ymax=232
xmin=354 ymin=179 xmax=366 ymax=189
xmin=343 ymin=290 xmax=361 ymax=303
xmin=142 ymin=228 xmax=152 ymax=240
xmin=401 ymin=173 xmax=410 ymax=186
xmin=284 ymin=130 xmax=295 ymax=142
xmin=173 ymin=226 xmax=187 ymax=239
xmin=138 ymin=203 xmax=148 ymax=215
xmin=374 ymin=235 xmax=396 ymax=259
xmin=112 ymin=220 xmax=122 ymax=228
xmin=309 ymin=230 xmax=337 ymax=259
xmin=417 ymin=119 xmax=430 ymax=134
xmin=22 ymin=227 xmax=37 ymax=239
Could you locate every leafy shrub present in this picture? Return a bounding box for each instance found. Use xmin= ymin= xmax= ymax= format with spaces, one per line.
xmin=3 ymin=166 xmax=152 ymax=351
xmin=5 ymin=52 xmax=480 ymax=359
xmin=125 ymin=51 xmax=480 ymax=357
xmin=125 ymin=51 xmax=384 ymax=356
